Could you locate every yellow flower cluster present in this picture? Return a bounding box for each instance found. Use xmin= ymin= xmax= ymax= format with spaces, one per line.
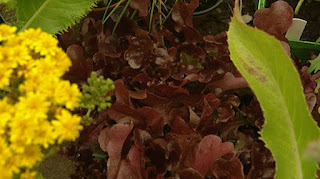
xmin=0 ymin=24 xmax=83 ymax=178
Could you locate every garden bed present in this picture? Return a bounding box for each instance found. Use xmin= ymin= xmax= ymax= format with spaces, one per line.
xmin=1 ymin=0 xmax=320 ymax=178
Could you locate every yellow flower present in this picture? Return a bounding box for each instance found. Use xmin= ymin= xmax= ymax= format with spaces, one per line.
xmin=0 ymin=25 xmax=84 ymax=177
xmin=18 ymin=145 xmax=43 ymax=167
xmin=0 ymin=98 xmax=13 ymax=135
xmin=34 ymin=32 xmax=59 ymax=56
xmin=16 ymin=92 xmax=50 ymax=120
xmin=52 ymin=109 xmax=83 ymax=143
xmin=9 ymin=115 xmax=38 ymax=150
xmin=0 ymin=24 xmax=16 ymax=41
xmin=32 ymin=119 xmax=55 ymax=148
xmin=0 ymin=146 xmax=20 ymax=177
xmin=54 ymin=81 xmax=82 ymax=110
xmin=20 ymin=170 xmax=37 ymax=179
xmin=50 ymin=47 xmax=72 ymax=71
xmin=9 ymin=28 xmax=43 ymax=47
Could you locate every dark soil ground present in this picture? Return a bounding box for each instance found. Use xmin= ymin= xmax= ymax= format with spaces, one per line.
xmin=39 ymin=154 xmax=75 ymax=179
xmin=267 ymin=0 xmax=320 ymax=42
xmin=196 ymin=0 xmax=256 ymax=35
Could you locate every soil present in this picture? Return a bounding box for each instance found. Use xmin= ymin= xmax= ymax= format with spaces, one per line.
xmin=39 ymin=154 xmax=75 ymax=179
xmin=267 ymin=0 xmax=320 ymax=42
xmin=173 ymin=0 xmax=220 ymax=11
xmin=197 ymin=0 xmax=219 ymax=11
xmin=196 ymin=0 xmax=256 ymax=35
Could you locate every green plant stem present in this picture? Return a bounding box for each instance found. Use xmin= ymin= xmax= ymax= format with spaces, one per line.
xmin=112 ymin=0 xmax=132 ymax=35
xmin=295 ymin=0 xmax=304 ymax=15
xmin=159 ymin=0 xmax=179 ymax=29
xmin=102 ymin=0 xmax=126 ymax=24
xmin=149 ymin=0 xmax=157 ymax=32
xmin=102 ymin=0 xmax=114 ymax=22
xmin=130 ymin=9 xmax=138 ymax=19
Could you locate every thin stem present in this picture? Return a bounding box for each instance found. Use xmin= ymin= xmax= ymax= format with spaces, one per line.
xmin=130 ymin=9 xmax=138 ymax=19
xmin=295 ymin=0 xmax=304 ymax=15
xmin=149 ymin=0 xmax=157 ymax=32
xmin=159 ymin=0 xmax=162 ymax=30
xmin=159 ymin=0 xmax=179 ymax=29
xmin=102 ymin=0 xmax=126 ymax=24
xmin=102 ymin=0 xmax=114 ymax=22
xmin=112 ymin=0 xmax=133 ymax=35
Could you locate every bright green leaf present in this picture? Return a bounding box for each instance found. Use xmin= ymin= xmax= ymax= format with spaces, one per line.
xmin=307 ymin=54 xmax=320 ymax=74
xmin=17 ymin=0 xmax=97 ymax=34
xmin=227 ymin=3 xmax=320 ymax=179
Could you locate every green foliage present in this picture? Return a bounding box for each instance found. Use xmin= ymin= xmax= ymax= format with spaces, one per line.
xmin=307 ymin=47 xmax=320 ymax=93
xmin=0 ymin=0 xmax=17 ymax=10
xmin=315 ymin=79 xmax=320 ymax=93
xmin=16 ymin=0 xmax=98 ymax=34
xmin=180 ymin=52 xmax=203 ymax=69
xmin=307 ymin=54 xmax=320 ymax=75
xmin=80 ymin=72 xmax=115 ymax=125
xmin=227 ymin=4 xmax=320 ymax=179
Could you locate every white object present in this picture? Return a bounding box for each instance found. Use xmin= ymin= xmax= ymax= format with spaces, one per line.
xmin=285 ymin=18 xmax=307 ymax=40
xmin=242 ymin=14 xmax=253 ymax=24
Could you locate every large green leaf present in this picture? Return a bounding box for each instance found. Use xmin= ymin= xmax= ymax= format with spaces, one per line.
xmin=227 ymin=3 xmax=320 ymax=179
xmin=17 ymin=0 xmax=97 ymax=34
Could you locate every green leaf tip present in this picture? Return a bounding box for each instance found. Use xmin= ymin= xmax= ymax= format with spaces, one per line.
xmin=307 ymin=54 xmax=320 ymax=74
xmin=227 ymin=4 xmax=320 ymax=179
xmin=17 ymin=0 xmax=98 ymax=34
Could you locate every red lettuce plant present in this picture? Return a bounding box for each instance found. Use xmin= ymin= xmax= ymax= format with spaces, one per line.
xmin=57 ymin=0 xmax=320 ymax=178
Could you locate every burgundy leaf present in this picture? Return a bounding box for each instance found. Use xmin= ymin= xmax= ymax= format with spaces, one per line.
xmin=116 ymin=160 xmax=139 ymax=179
xmin=207 ymin=72 xmax=249 ymax=92
xmin=124 ymin=29 xmax=154 ymax=69
xmin=130 ymin=0 xmax=150 ymax=17
xmin=194 ymin=135 xmax=234 ymax=176
xmin=172 ymin=0 xmax=203 ymax=44
xmin=137 ymin=107 xmax=164 ymax=137
xmin=107 ymin=104 xmax=142 ymax=123
xmin=145 ymin=138 xmax=168 ymax=173
xmin=201 ymin=93 xmax=220 ymax=119
xmin=116 ymin=145 xmax=143 ymax=179
xmin=98 ymin=124 xmax=132 ymax=179
xmin=212 ymin=155 xmax=244 ymax=179
xmin=247 ymin=141 xmax=275 ymax=179
xmin=133 ymin=129 xmax=152 ymax=148
xmin=166 ymin=133 xmax=201 ymax=168
xmin=114 ymin=79 xmax=133 ymax=107
xmin=253 ymin=0 xmax=293 ymax=42
xmin=167 ymin=141 xmax=182 ymax=171
xmin=176 ymin=168 xmax=203 ymax=179
xmin=64 ymin=45 xmax=93 ymax=84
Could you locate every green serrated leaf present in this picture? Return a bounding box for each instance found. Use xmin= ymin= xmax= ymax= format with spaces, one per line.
xmin=227 ymin=3 xmax=320 ymax=179
xmin=307 ymin=54 xmax=320 ymax=74
xmin=17 ymin=0 xmax=97 ymax=34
